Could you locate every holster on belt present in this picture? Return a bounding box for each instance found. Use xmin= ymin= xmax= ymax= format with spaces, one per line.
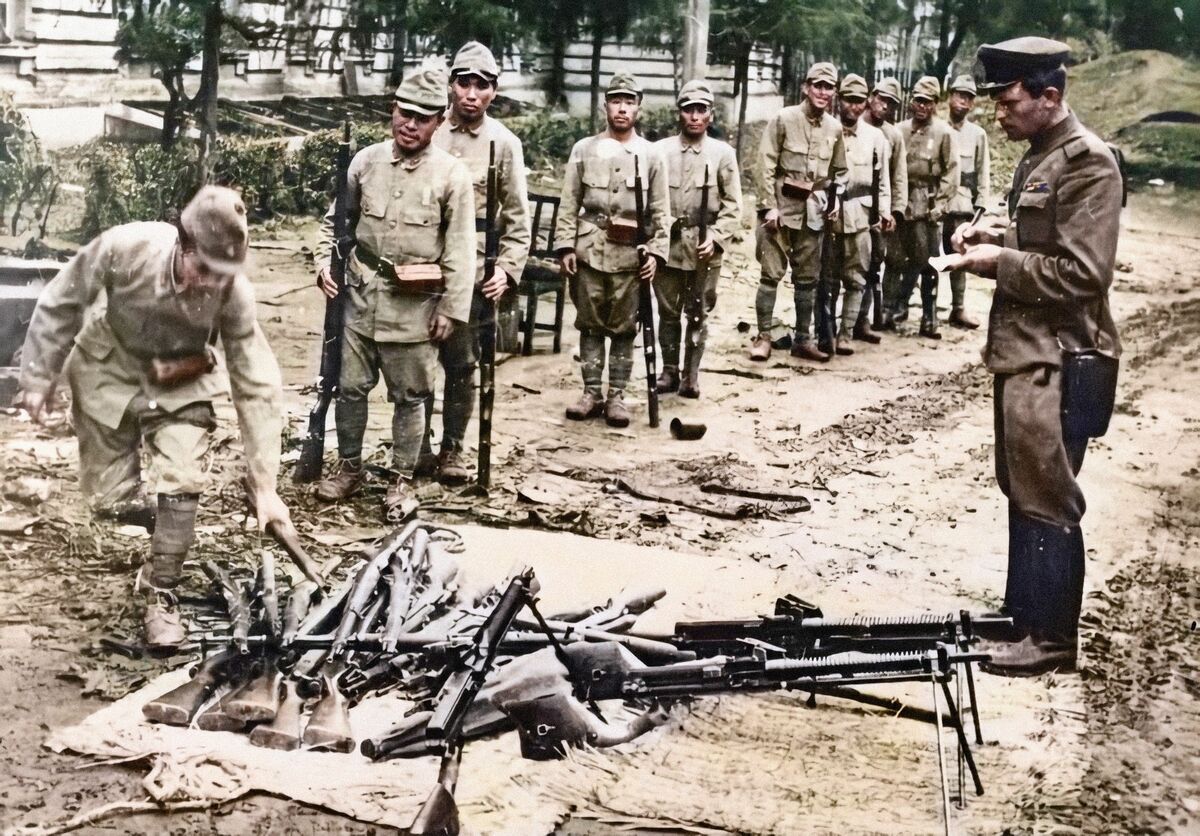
xmin=781 ymin=177 xmax=814 ymax=200
xmin=148 ymin=348 xmax=217 ymax=387
xmin=390 ymin=263 xmax=445 ymax=294
xmin=606 ymin=218 xmax=639 ymax=245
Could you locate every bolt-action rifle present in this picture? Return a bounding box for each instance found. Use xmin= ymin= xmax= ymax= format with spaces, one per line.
xmin=633 ymin=155 xmax=659 ymax=428
xmin=815 ymin=179 xmax=842 ymax=354
xmin=477 ymin=141 xmax=499 ymax=491
xmin=866 ymin=148 xmax=885 ymax=329
xmin=295 ymin=119 xmax=353 ymax=483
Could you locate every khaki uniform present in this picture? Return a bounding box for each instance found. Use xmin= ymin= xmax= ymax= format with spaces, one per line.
xmin=318 ymin=139 xmax=475 ymax=474
xmin=944 ymin=117 xmax=991 ymax=309
xmin=19 ymin=222 xmax=282 ymax=509
xmin=831 ymin=119 xmax=890 ymax=336
xmin=555 ymin=133 xmax=670 ymax=396
xmin=430 ymin=114 xmax=530 ymax=454
xmin=753 ymin=101 xmax=847 ymax=340
xmin=891 ymin=116 xmax=959 ymax=321
xmin=653 ymin=133 xmax=742 ymax=371
xmin=987 ymin=111 xmax=1122 ymax=642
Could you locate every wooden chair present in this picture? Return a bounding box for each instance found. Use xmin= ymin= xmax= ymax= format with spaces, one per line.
xmin=518 ymin=192 xmax=566 ymax=355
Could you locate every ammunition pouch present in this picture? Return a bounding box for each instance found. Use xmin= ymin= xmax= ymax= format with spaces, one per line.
xmin=606 ymin=218 xmax=640 ymax=246
xmin=1061 ymin=350 xmax=1118 ymax=439
xmin=781 ymin=177 xmax=814 ymax=200
xmin=356 ymin=245 xmax=445 ymax=294
xmin=148 ymin=348 xmax=217 ymax=387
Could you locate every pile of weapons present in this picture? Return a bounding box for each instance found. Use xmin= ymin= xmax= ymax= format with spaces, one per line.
xmin=142 ymin=518 xmax=1008 ymax=834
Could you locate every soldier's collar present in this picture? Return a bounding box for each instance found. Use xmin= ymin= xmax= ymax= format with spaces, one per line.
xmin=679 ymin=135 xmax=704 ymax=153
xmin=448 ymin=112 xmax=485 ymax=136
xmin=391 ymin=143 xmax=431 ymax=168
xmin=802 ymin=100 xmax=825 ymax=125
xmin=841 ymin=121 xmax=858 ymax=136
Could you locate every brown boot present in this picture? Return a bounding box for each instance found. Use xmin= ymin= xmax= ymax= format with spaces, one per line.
xmin=384 ymin=477 xmax=418 ymax=521
xmin=413 ymin=450 xmax=439 ymax=479
xmin=566 ymin=391 xmax=604 ymax=421
xmin=852 ymin=322 xmax=882 ymax=344
xmin=949 ymin=307 xmax=980 ymax=329
xmin=605 ymin=391 xmax=631 ymax=428
xmin=679 ymin=372 xmax=700 ymax=399
xmin=918 ymin=318 xmax=943 ymax=340
xmin=790 ymin=342 xmax=830 ymax=362
xmin=436 ymin=449 xmax=469 ymax=486
xmin=315 ymin=459 xmax=364 ymax=502
xmin=749 ymin=332 xmax=772 ymax=361
xmin=834 ymin=337 xmax=854 ymax=356
xmin=656 ymin=366 xmax=680 ymax=394
xmin=979 ymin=635 xmax=1077 ymax=677
xmin=142 ymin=588 xmax=186 ymax=655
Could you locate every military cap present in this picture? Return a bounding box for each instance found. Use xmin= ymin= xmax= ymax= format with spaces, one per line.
xmin=450 ymin=41 xmax=499 ymax=81
xmin=975 ymin=36 xmax=1071 ymax=92
xmin=677 ymin=79 xmax=714 ymax=108
xmin=395 ymin=65 xmax=450 ymax=115
xmin=910 ymin=75 xmax=941 ymax=101
xmin=181 ymin=186 xmax=249 ymax=275
xmin=873 ymin=77 xmax=903 ymax=104
xmin=606 ymin=72 xmax=643 ymax=99
xmin=805 ymin=62 xmax=837 ymax=86
xmin=838 ymin=73 xmax=869 ymax=100
xmin=948 ymin=74 xmax=977 ymax=95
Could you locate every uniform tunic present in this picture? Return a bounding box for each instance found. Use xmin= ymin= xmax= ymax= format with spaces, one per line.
xmin=947 ymin=117 xmax=991 ymax=217
xmin=555 ymin=133 xmax=670 ymax=336
xmin=987 ymin=111 xmax=1122 ymax=527
xmin=19 ymin=222 xmax=282 ymax=506
xmin=897 ymin=116 xmax=959 ymax=269
xmin=832 ymin=119 xmax=891 ymax=329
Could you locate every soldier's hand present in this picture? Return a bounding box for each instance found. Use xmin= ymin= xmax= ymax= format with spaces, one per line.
xmin=761 ymin=209 xmax=781 ymax=233
xmin=953 ymin=244 xmax=1001 ymax=279
xmin=16 ymin=389 xmax=49 ymax=424
xmin=251 ymin=487 xmax=294 ymax=534
xmin=559 ymin=251 xmax=577 ymax=277
xmin=952 ymin=218 xmax=1005 ymax=253
xmin=317 ymin=266 xmax=338 ymax=299
xmin=696 ymin=234 xmax=716 ymax=261
xmin=881 ymin=214 xmax=896 ymax=233
xmin=825 ymin=204 xmax=840 ymax=223
xmin=481 ymin=266 xmax=510 ymax=302
xmin=429 ymin=313 xmax=454 ymax=343
xmin=637 ymin=248 xmax=657 ymax=282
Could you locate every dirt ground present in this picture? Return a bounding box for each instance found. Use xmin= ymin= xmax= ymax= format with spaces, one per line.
xmin=1 ymin=186 xmax=1198 ymax=835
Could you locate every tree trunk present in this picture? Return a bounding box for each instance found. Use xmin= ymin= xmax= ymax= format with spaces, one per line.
xmin=195 ymin=0 xmax=221 ymax=186
xmin=680 ymin=0 xmax=710 ymax=85
xmin=388 ymin=0 xmax=407 ymax=88
xmin=733 ymin=48 xmax=750 ymax=164
xmin=547 ymin=26 xmax=567 ymax=109
xmin=161 ymin=70 xmax=184 ymax=147
xmin=588 ymin=24 xmax=603 ymax=134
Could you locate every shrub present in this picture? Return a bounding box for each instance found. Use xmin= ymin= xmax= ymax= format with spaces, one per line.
xmin=0 ymin=91 xmax=58 ymax=237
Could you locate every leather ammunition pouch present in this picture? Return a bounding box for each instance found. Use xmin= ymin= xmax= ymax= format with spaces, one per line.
xmin=148 ymin=348 xmax=217 ymax=387
xmin=606 ymin=218 xmax=640 ymax=246
xmin=781 ymin=177 xmax=814 ymax=200
xmin=356 ymin=245 xmax=445 ymax=294
xmin=1061 ymin=350 xmax=1118 ymax=440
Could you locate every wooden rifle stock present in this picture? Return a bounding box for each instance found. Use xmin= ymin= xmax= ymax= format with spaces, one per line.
xmin=295 ymin=119 xmax=352 ymax=483
xmin=868 ymin=148 xmax=885 ymax=330
xmin=633 ymin=155 xmax=659 ymax=428
xmin=477 ymin=141 xmax=499 ymax=491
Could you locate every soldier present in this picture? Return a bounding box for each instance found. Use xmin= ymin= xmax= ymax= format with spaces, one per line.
xmin=426 ymin=42 xmax=530 ymax=484
xmin=863 ymin=77 xmax=908 ymax=335
xmin=942 ymin=74 xmax=990 ymax=330
xmin=828 ymin=74 xmax=890 ymax=355
xmin=652 ymin=80 xmax=742 ymax=398
xmin=890 ymin=75 xmax=959 ymax=339
xmin=950 ymin=37 xmax=1123 ymax=675
xmin=315 ymin=67 xmax=475 ymax=518
xmin=16 ymin=186 xmax=294 ymax=651
xmin=555 ymin=72 xmax=670 ymax=427
xmin=750 ymin=61 xmax=847 ymax=362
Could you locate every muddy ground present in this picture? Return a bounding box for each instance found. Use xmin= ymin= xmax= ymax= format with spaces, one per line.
xmin=0 ymin=187 xmax=1198 ymax=835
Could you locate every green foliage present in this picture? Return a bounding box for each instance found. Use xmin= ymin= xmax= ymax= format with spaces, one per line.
xmin=0 ymin=92 xmax=59 ymax=237
xmin=507 ymin=112 xmax=591 ymax=170
xmin=287 ymin=123 xmax=390 ymax=215
xmin=78 ymin=140 xmax=200 ymax=237
xmin=211 ymin=137 xmax=288 ymax=217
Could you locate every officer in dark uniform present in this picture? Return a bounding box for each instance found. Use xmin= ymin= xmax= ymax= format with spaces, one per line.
xmin=950 ymin=37 xmax=1123 ymax=676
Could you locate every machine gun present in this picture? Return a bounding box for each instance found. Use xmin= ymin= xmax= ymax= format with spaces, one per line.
xmin=633 ymin=155 xmax=659 ymax=428
xmin=295 ymin=120 xmax=353 ymax=483
xmin=476 ymin=141 xmax=499 ymax=492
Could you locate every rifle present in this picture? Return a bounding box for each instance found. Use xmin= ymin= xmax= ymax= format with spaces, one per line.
xmin=814 ymin=179 xmax=841 ymax=355
xmin=698 ymin=162 xmax=710 ymax=263
xmin=477 ymin=141 xmax=499 ymax=492
xmin=295 ymin=119 xmax=353 ymax=483
xmin=867 ymin=148 xmax=885 ymax=330
xmin=633 ymin=155 xmax=659 ymax=429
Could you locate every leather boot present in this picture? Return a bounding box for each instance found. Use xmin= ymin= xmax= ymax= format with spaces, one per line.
xmin=919 ymin=317 xmax=942 ymax=340
xmin=605 ymin=391 xmax=631 ymax=428
xmin=315 ymin=458 xmax=364 ymax=502
xmin=852 ymin=321 xmax=882 ymax=344
xmin=565 ymin=391 xmax=604 ymax=420
xmin=790 ymin=342 xmax=830 ymax=362
xmin=679 ymin=343 xmax=702 ymax=399
xmin=413 ymin=450 xmax=440 ymax=479
xmin=834 ymin=337 xmax=854 ymax=356
xmin=878 ymin=308 xmax=896 ymax=331
xmin=436 ymin=449 xmax=469 ymax=486
xmin=142 ymin=589 xmax=187 ymax=655
xmin=384 ymin=476 xmax=418 ymax=521
xmin=749 ymin=332 xmax=772 ymax=361
xmin=950 ymin=307 xmax=980 ymax=329
xmin=656 ymin=365 xmax=680 ymax=394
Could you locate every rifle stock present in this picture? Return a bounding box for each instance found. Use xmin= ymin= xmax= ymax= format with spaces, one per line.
xmin=868 ymin=148 xmax=885 ymax=330
xmin=633 ymin=155 xmax=659 ymax=428
xmin=295 ymin=119 xmax=352 ymax=483
xmin=142 ymin=648 xmax=240 ymax=726
xmin=815 ymin=180 xmax=841 ymax=353
xmin=477 ymin=141 xmax=499 ymax=491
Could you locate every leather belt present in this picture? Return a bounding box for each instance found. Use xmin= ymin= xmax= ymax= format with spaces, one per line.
xmin=354 ymin=243 xmax=396 ymax=276
xmin=578 ymin=209 xmax=612 ymax=229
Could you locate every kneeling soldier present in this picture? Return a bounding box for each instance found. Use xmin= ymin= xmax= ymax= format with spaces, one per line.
xmin=315 ymin=67 xmax=475 ymax=517
xmin=17 ymin=186 xmax=294 ymax=652
xmin=652 ymin=80 xmax=742 ymax=397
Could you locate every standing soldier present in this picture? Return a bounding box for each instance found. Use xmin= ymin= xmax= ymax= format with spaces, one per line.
xmin=315 ymin=67 xmax=475 ymax=518
xmin=652 ymin=80 xmax=742 ymax=398
xmin=426 ymin=42 xmax=530 ymax=484
xmin=16 ymin=186 xmax=295 ymax=651
xmin=750 ymin=62 xmax=847 ymax=362
xmin=863 ymin=77 xmax=908 ymax=334
xmin=829 ymin=74 xmax=890 ymax=355
xmin=890 ymin=75 xmax=959 ymax=339
xmin=942 ymin=74 xmax=990 ymax=330
xmin=950 ymin=37 xmax=1123 ymax=675
xmin=555 ymin=73 xmax=670 ymax=427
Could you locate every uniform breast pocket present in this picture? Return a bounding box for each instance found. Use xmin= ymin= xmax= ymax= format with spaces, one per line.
xmin=1015 ymin=190 xmax=1054 ymax=248
xmin=400 ymin=204 xmax=441 ymax=260
xmin=360 ymin=195 xmax=388 ymax=220
xmin=780 ymin=141 xmax=808 ymax=173
xmin=581 ymin=161 xmax=611 ymax=190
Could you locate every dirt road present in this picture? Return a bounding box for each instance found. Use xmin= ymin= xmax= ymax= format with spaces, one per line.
xmin=0 ymin=189 xmax=1197 ymax=834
